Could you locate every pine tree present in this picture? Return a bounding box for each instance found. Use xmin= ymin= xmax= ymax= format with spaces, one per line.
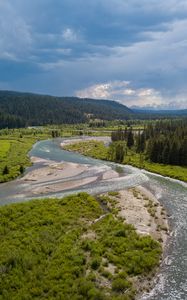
xmin=162 ymin=144 xmax=170 ymax=164
xmin=127 ymin=129 xmax=134 ymax=148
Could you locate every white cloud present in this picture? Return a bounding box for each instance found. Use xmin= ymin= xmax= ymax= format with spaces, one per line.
xmin=77 ymin=83 xmax=110 ymax=99
xmin=76 ymin=80 xmax=187 ymax=109
xmin=122 ymin=89 xmax=136 ymax=96
xmin=62 ymin=28 xmax=78 ymax=42
xmin=76 ymin=81 xmax=164 ymax=107
xmin=76 ymin=81 xmax=130 ymax=99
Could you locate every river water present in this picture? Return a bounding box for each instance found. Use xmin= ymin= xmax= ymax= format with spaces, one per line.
xmin=0 ymin=138 xmax=187 ymax=300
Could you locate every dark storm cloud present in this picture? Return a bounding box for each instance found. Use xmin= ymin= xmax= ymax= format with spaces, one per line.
xmin=0 ymin=0 xmax=187 ymax=108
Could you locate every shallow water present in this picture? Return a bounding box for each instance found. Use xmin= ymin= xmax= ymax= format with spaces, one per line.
xmin=0 ymin=138 xmax=187 ymax=299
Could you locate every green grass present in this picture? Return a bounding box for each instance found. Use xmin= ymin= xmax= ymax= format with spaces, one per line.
xmin=0 ymin=137 xmax=42 ymax=183
xmin=0 ymin=193 xmax=161 ymax=300
xmin=108 ymin=191 xmax=120 ymax=197
xmin=64 ymin=140 xmax=108 ymax=160
xmin=0 ymin=140 xmax=10 ymax=159
xmin=0 ymin=138 xmax=35 ymax=182
xmin=0 ymin=129 xmax=51 ymax=182
xmin=125 ymin=151 xmax=187 ymax=182
xmin=64 ymin=140 xmax=187 ymax=182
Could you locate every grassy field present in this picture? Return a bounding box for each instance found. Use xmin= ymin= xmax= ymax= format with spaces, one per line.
xmin=65 ymin=140 xmax=109 ymax=160
xmin=0 ymin=138 xmax=36 ymax=182
xmin=0 ymin=128 xmax=51 ymax=183
xmin=0 ymin=140 xmax=10 ymax=159
xmin=0 ymin=192 xmax=161 ymax=300
xmin=64 ymin=140 xmax=187 ymax=182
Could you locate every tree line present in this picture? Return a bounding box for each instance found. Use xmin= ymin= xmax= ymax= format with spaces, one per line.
xmin=145 ymin=120 xmax=187 ymax=166
xmin=110 ymin=119 xmax=187 ymax=166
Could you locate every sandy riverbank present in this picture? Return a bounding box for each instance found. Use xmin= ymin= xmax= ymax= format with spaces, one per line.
xmin=23 ymin=156 xmax=89 ymax=183
xmin=22 ymin=153 xmax=169 ymax=248
xmin=103 ymin=187 xmax=169 ymax=298
xmin=20 ymin=154 xmax=119 ymax=196
xmin=60 ymin=137 xmax=169 ymax=246
xmin=112 ymin=187 xmax=169 ymax=248
xmin=61 ymin=136 xmax=111 ymax=148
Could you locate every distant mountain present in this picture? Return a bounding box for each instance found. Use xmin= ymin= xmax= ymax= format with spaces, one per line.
xmin=0 ymin=90 xmax=133 ymax=128
xmin=132 ymin=108 xmax=187 ymax=116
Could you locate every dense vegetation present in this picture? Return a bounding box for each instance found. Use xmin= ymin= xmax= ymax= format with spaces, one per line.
xmin=0 ymin=91 xmax=133 ymax=128
xmin=145 ymin=120 xmax=187 ymax=166
xmin=64 ymin=120 xmax=187 ymax=182
xmin=0 ymin=192 xmax=161 ymax=300
xmin=110 ymin=120 xmax=187 ymax=167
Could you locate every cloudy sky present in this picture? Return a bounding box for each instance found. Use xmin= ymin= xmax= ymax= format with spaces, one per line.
xmin=0 ymin=0 xmax=187 ymax=109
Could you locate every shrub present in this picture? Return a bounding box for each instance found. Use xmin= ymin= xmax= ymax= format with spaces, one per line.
xmin=91 ymin=257 xmax=101 ymax=270
xmin=2 ymin=165 xmax=9 ymax=175
xmin=112 ymin=278 xmax=131 ymax=292
xmin=108 ymin=191 xmax=120 ymax=197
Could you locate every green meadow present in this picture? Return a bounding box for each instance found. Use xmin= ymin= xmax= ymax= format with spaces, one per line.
xmin=0 ymin=128 xmax=50 ymax=182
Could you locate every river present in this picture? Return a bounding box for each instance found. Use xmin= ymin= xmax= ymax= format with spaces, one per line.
xmin=0 ymin=138 xmax=187 ymax=300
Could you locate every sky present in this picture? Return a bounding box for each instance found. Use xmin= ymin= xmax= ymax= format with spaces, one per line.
xmin=0 ymin=0 xmax=187 ymax=109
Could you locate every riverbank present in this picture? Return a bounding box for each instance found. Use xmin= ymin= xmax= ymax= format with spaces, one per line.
xmin=106 ymin=187 xmax=169 ymax=248
xmin=60 ymin=138 xmax=170 ymax=247
xmin=100 ymin=187 xmax=169 ymax=298
xmin=61 ymin=136 xmax=111 ymax=148
xmin=25 ymin=144 xmax=169 ymax=297
xmin=0 ymin=137 xmax=186 ymax=298
xmin=61 ymin=137 xmax=171 ymax=297
xmin=62 ymin=138 xmax=187 ymax=182
xmin=20 ymin=156 xmax=118 ymax=196
xmin=21 ymin=156 xmax=170 ymax=249
xmin=0 ymin=137 xmax=172 ymax=299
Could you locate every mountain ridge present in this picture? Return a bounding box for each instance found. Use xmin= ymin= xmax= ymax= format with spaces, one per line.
xmin=0 ymin=90 xmax=133 ymax=128
xmin=0 ymin=90 xmax=186 ymax=129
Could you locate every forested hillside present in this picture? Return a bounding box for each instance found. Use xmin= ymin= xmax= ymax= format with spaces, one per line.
xmin=0 ymin=91 xmax=133 ymax=128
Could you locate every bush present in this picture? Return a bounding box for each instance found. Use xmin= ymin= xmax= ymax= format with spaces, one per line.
xmin=112 ymin=278 xmax=131 ymax=292
xmin=91 ymin=257 xmax=101 ymax=270
xmin=2 ymin=165 xmax=9 ymax=175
